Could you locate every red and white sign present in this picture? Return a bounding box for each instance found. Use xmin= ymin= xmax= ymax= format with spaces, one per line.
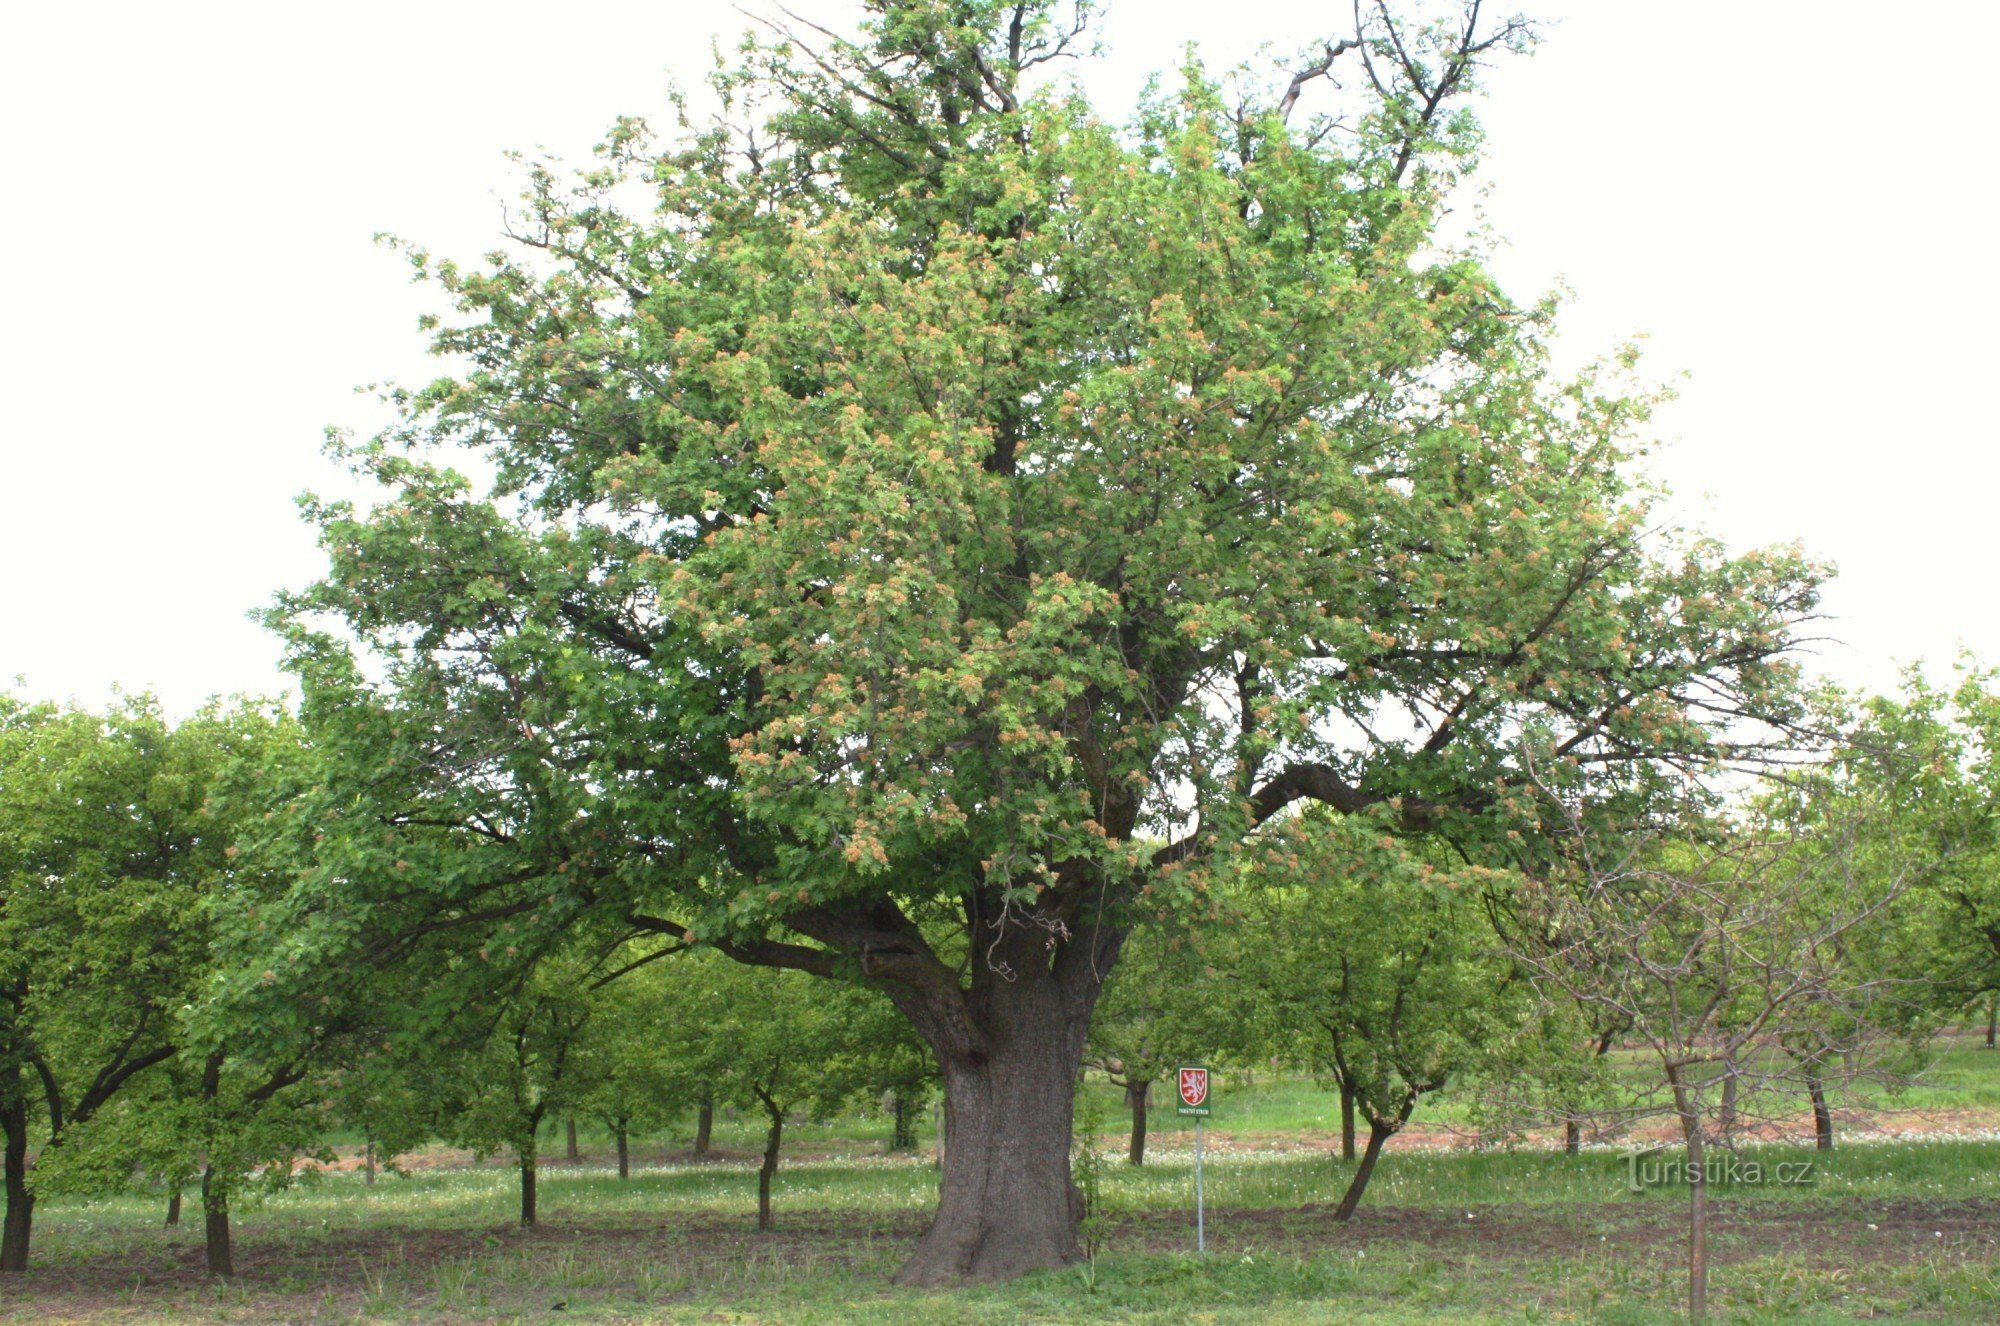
xmin=1178 ymin=1066 xmax=1210 ymax=1110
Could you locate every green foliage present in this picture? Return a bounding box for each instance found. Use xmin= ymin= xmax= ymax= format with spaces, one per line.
xmin=271 ymin=0 xmax=1821 ymax=1011
xmin=1242 ymin=813 xmax=1517 ymax=1134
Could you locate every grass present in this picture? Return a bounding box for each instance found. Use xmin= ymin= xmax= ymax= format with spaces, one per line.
xmin=4 ymin=1042 xmax=1999 ymax=1323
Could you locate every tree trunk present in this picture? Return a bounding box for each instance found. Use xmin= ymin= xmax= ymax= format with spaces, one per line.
xmin=693 ymin=1101 xmax=713 ymax=1159
xmin=201 ymin=1167 xmax=233 ymax=1278
xmin=1668 ymin=1067 xmax=1708 ymax=1322
xmin=1807 ymin=1072 xmax=1834 ymax=1152
xmin=1986 ymin=996 xmax=1997 ymax=1049
xmin=1 ymin=1090 xmax=31 ymax=1274
xmin=1563 ymin=1116 xmax=1582 ymax=1156
xmin=1334 ymin=1120 xmax=1393 ymax=1222
xmin=363 ymin=1138 xmax=376 ymax=1187
xmin=755 ymin=1091 xmax=783 ymax=1232
xmin=891 ymin=1091 xmax=920 ymax=1152
xmin=616 ymin=1119 xmax=631 ymax=1180
xmin=166 ymin=1187 xmax=182 ymax=1226
xmin=1715 ymin=1065 xmax=1739 ymax=1150
xmin=519 ymin=1146 xmax=538 ymax=1227
xmin=1126 ymin=1079 xmax=1149 ymax=1166
xmin=565 ymin=1116 xmax=580 ymax=1163
xmin=1339 ymin=1080 xmax=1357 ymax=1162
xmin=890 ymin=957 xmax=1103 ymax=1286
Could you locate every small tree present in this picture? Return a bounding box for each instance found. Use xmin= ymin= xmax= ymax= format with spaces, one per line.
xmin=1086 ymin=924 xmax=1234 ymax=1165
xmin=1508 ymin=781 xmax=1930 ymax=1321
xmin=434 ymin=968 xmax=595 ymax=1228
xmin=1245 ymin=814 xmax=1512 ymax=1219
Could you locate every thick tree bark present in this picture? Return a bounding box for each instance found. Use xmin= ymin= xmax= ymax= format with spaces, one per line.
xmin=1 ymin=1089 xmax=31 ymax=1274
xmin=889 ymin=952 xmax=1104 ymax=1286
xmin=1339 ymin=1081 xmax=1357 ymax=1162
xmin=565 ymin=1117 xmax=580 ymax=1163
xmin=693 ymin=1101 xmax=713 ymax=1158
xmin=1807 ymin=1072 xmax=1834 ymax=1152
xmin=755 ymin=1089 xmax=783 ymax=1232
xmin=1126 ymin=1079 xmax=1149 ymax=1166
xmin=1333 ymin=1121 xmax=1393 ymax=1222
xmin=616 ymin=1119 xmax=630 ymax=1180
xmin=166 ymin=1187 xmax=182 ymax=1226
xmin=201 ymin=1167 xmax=233 ymax=1278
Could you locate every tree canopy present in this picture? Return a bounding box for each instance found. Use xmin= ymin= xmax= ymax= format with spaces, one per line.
xmin=267 ymin=0 xmax=1825 ymax=1282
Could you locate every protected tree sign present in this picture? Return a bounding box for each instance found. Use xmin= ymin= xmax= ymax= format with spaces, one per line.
xmin=1177 ymin=1065 xmax=1212 ymax=1116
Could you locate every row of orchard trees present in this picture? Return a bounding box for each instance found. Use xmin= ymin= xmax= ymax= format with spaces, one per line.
xmin=1083 ymin=669 xmax=2000 ymax=1318
xmin=0 ymin=693 xmax=941 ymax=1276
xmin=10 ymin=658 xmax=1996 ymax=1307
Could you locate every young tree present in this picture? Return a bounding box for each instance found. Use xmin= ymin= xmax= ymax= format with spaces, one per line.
xmin=434 ymin=968 xmax=595 ymax=1228
xmin=1245 ymin=815 xmax=1513 ymax=1219
xmin=1086 ymin=924 xmax=1235 ymax=1165
xmin=1509 ymin=787 xmax=1929 ymax=1322
xmin=660 ymin=954 xmax=917 ymax=1230
xmin=278 ymin=0 xmax=1822 ymax=1282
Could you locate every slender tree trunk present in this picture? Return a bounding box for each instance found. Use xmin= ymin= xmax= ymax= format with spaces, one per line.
xmin=616 ymin=1118 xmax=630 ymax=1180
xmin=1334 ymin=1120 xmax=1393 ymax=1222
xmin=1986 ymin=996 xmax=1997 ymax=1049
xmin=755 ymin=1089 xmax=784 ymax=1232
xmin=1807 ymin=1072 xmax=1834 ymax=1152
xmin=891 ymin=1091 xmax=920 ymax=1152
xmin=1715 ymin=1065 xmax=1739 ymax=1150
xmin=565 ymin=1116 xmax=580 ymax=1164
xmin=1339 ymin=1081 xmax=1357 ymax=1162
xmin=1 ymin=1090 xmax=32 ymax=1275
xmin=1563 ymin=1116 xmax=1582 ymax=1156
xmin=363 ymin=1138 xmax=376 ymax=1187
xmin=890 ymin=953 xmax=1106 ymax=1286
xmin=519 ymin=1143 xmax=538 ymax=1228
xmin=693 ymin=1101 xmax=713 ymax=1159
xmin=201 ymin=1167 xmax=233 ymax=1278
xmin=1126 ymin=1079 xmax=1150 ymax=1166
xmin=1668 ymin=1068 xmax=1708 ymax=1322
xmin=166 ymin=1187 xmax=182 ymax=1226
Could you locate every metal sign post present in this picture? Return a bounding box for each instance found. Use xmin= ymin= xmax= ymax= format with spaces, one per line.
xmin=1176 ymin=1065 xmax=1212 ymax=1254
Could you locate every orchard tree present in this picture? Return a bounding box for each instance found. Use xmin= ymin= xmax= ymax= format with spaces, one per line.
xmin=432 ymin=963 xmax=597 ymax=1228
xmin=1508 ymin=783 xmax=1929 ymax=1322
xmin=279 ymin=0 xmax=1824 ymax=1282
xmin=0 ymin=695 xmax=282 ymax=1274
xmin=658 ymin=953 xmax=917 ymax=1230
xmin=1086 ymin=923 xmax=1237 ymax=1165
xmin=1244 ymin=814 xmax=1516 ymax=1218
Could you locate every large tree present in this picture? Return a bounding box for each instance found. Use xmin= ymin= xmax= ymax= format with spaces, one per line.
xmin=278 ymin=0 xmax=1822 ymax=1282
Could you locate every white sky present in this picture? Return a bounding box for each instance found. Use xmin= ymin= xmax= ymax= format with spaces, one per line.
xmin=4 ymin=1 xmax=1995 ymax=714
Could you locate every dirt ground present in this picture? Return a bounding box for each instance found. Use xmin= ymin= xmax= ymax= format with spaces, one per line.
xmin=4 ymin=1195 xmax=1994 ymax=1323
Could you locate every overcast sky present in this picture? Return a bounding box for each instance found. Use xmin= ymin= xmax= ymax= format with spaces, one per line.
xmin=4 ymin=1 xmax=1995 ymax=715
